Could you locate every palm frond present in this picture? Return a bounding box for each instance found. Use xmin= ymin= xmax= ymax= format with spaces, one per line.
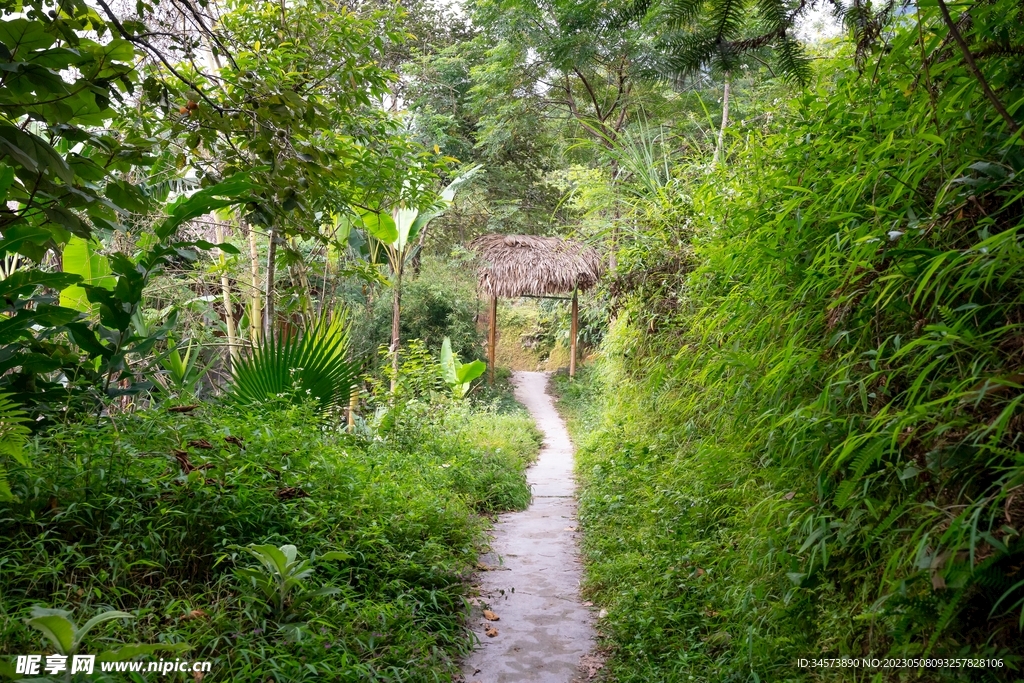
xmin=228 ymin=309 xmax=361 ymax=413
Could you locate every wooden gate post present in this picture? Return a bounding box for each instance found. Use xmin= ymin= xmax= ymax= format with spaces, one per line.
xmin=570 ymin=288 xmax=578 ymax=378
xmin=488 ymin=295 xmax=497 ymax=384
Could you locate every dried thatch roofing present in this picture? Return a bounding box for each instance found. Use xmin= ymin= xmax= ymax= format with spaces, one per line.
xmin=469 ymin=234 xmax=604 ymax=298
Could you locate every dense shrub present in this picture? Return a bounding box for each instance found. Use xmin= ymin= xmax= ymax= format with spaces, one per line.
xmin=349 ymin=255 xmax=484 ymax=364
xmin=0 ymin=395 xmax=538 ymax=680
xmin=556 ymin=21 xmax=1024 ymax=683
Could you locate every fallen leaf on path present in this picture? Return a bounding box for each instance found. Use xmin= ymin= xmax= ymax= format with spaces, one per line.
xmin=484 ymin=626 xmax=499 ymax=637
xmin=582 ymin=601 xmax=594 ymax=607
xmin=578 ymin=652 xmax=605 ymax=679
xmin=564 ymin=526 xmax=577 ymax=531
xmin=483 ymin=609 xmax=500 ymax=621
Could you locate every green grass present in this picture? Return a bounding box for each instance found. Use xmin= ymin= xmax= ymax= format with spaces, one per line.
xmin=0 ymin=395 xmax=540 ymax=681
xmin=552 ymin=18 xmax=1024 ymax=682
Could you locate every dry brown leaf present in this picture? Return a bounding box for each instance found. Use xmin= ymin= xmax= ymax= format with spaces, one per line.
xmin=182 ymin=609 xmax=207 ymax=621
xmin=484 ymin=626 xmax=499 ymax=637
xmin=483 ymin=609 xmax=500 ymax=621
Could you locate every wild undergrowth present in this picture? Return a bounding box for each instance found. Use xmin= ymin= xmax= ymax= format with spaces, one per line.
xmin=0 ymin=388 xmax=539 ymax=680
xmin=555 ymin=12 xmax=1024 ymax=683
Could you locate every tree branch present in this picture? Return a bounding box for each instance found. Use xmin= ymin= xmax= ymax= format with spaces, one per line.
xmin=934 ymin=0 xmax=1018 ymax=133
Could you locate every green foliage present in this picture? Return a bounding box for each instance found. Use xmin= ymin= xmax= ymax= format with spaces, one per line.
xmin=233 ymin=543 xmax=340 ymax=622
xmin=228 ymin=310 xmax=359 ymax=412
xmin=22 ymin=606 xmax=185 ymax=662
xmin=440 ymin=336 xmax=487 ymax=398
xmin=0 ymin=394 xmax=539 ymax=679
xmin=0 ymin=393 xmax=29 ymax=502
xmin=559 ymin=4 xmax=1024 ymax=680
xmin=352 ymin=255 xmax=483 ymax=364
xmin=150 ymin=339 xmax=209 ymax=399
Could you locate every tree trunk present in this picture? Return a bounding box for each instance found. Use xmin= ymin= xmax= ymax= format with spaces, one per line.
xmin=215 ymin=222 xmax=237 ymax=373
xmin=248 ymin=224 xmax=261 ymax=344
xmin=570 ymin=289 xmax=578 ymax=378
xmin=389 ymin=262 xmax=402 ymax=392
xmin=713 ymin=74 xmax=731 ymax=167
xmin=263 ymin=226 xmax=278 ymax=340
xmin=609 ymin=158 xmax=619 ymax=271
xmin=488 ymin=295 xmax=497 ymax=385
xmin=934 ymin=0 xmax=1018 ymax=133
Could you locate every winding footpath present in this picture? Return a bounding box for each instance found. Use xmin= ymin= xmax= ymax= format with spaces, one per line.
xmin=462 ymin=371 xmax=597 ymax=683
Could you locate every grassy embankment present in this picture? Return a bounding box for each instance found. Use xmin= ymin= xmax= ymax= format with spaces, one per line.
xmin=1 ymin=389 xmax=539 ymax=681
xmin=552 ymin=41 xmax=1024 ymax=683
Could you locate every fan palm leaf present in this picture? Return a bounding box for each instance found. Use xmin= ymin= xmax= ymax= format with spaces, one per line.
xmin=228 ymin=309 xmax=360 ymax=412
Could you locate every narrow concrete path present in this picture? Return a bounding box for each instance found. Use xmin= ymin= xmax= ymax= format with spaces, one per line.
xmin=462 ymin=371 xmax=596 ymax=683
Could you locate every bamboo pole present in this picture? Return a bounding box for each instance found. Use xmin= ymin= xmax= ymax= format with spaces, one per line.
xmin=248 ymin=225 xmax=261 ymax=344
xmin=488 ymin=295 xmax=497 ymax=385
xmin=215 ymin=222 xmax=237 ymax=373
xmin=347 ymin=385 xmax=358 ymax=432
xmin=570 ymin=289 xmax=578 ymax=378
xmin=263 ymin=227 xmax=277 ymax=340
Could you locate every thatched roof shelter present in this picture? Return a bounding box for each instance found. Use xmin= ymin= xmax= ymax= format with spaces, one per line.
xmin=469 ymin=234 xmax=603 ymax=298
xmin=468 ymin=234 xmax=604 ymax=381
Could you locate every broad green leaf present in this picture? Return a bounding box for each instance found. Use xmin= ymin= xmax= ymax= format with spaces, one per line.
xmin=456 ymin=359 xmax=487 ymax=384
xmin=0 ymin=225 xmax=51 ymax=258
xmin=105 ymin=179 xmax=150 ymax=214
xmin=97 ymin=642 xmax=191 ymax=662
xmin=393 ymin=206 xmax=419 ymax=252
xmin=155 ymin=173 xmax=257 ymax=239
xmin=320 ymin=550 xmax=354 ymax=562
xmin=25 ymin=611 xmax=75 ymax=655
xmin=0 ymin=270 xmax=80 ymax=300
xmin=78 ymin=610 xmax=133 ymax=641
xmin=0 ymin=163 xmax=14 ymax=201
xmin=439 ymin=336 xmax=458 ymax=385
xmin=247 ymin=544 xmax=290 ymax=575
xmin=0 ymin=125 xmax=75 ymax=185
xmin=0 ymin=18 xmax=56 ymax=53
xmin=60 ymin=236 xmax=115 ymax=313
xmin=359 ymin=210 xmax=398 ymax=245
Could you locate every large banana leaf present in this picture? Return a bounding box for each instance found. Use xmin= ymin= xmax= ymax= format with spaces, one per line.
xmin=227 ymin=310 xmax=360 ymax=412
xmin=59 ymin=236 xmax=115 ymax=313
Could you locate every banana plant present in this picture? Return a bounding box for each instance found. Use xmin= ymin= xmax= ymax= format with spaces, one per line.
xmin=354 ymin=165 xmax=481 ymax=391
xmin=439 ymin=337 xmax=486 ymax=399
xmin=149 ymin=339 xmax=209 ymax=398
xmin=233 ymin=543 xmax=341 ymax=621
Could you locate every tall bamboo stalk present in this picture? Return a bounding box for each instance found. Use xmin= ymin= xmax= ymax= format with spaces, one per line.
xmin=248 ymin=224 xmax=261 ymax=344
xmin=389 ymin=258 xmax=402 ymax=392
xmin=264 ymin=226 xmax=277 ymax=340
xmin=214 ymin=222 xmax=237 ymax=373
xmin=713 ymin=73 xmax=731 ymax=167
